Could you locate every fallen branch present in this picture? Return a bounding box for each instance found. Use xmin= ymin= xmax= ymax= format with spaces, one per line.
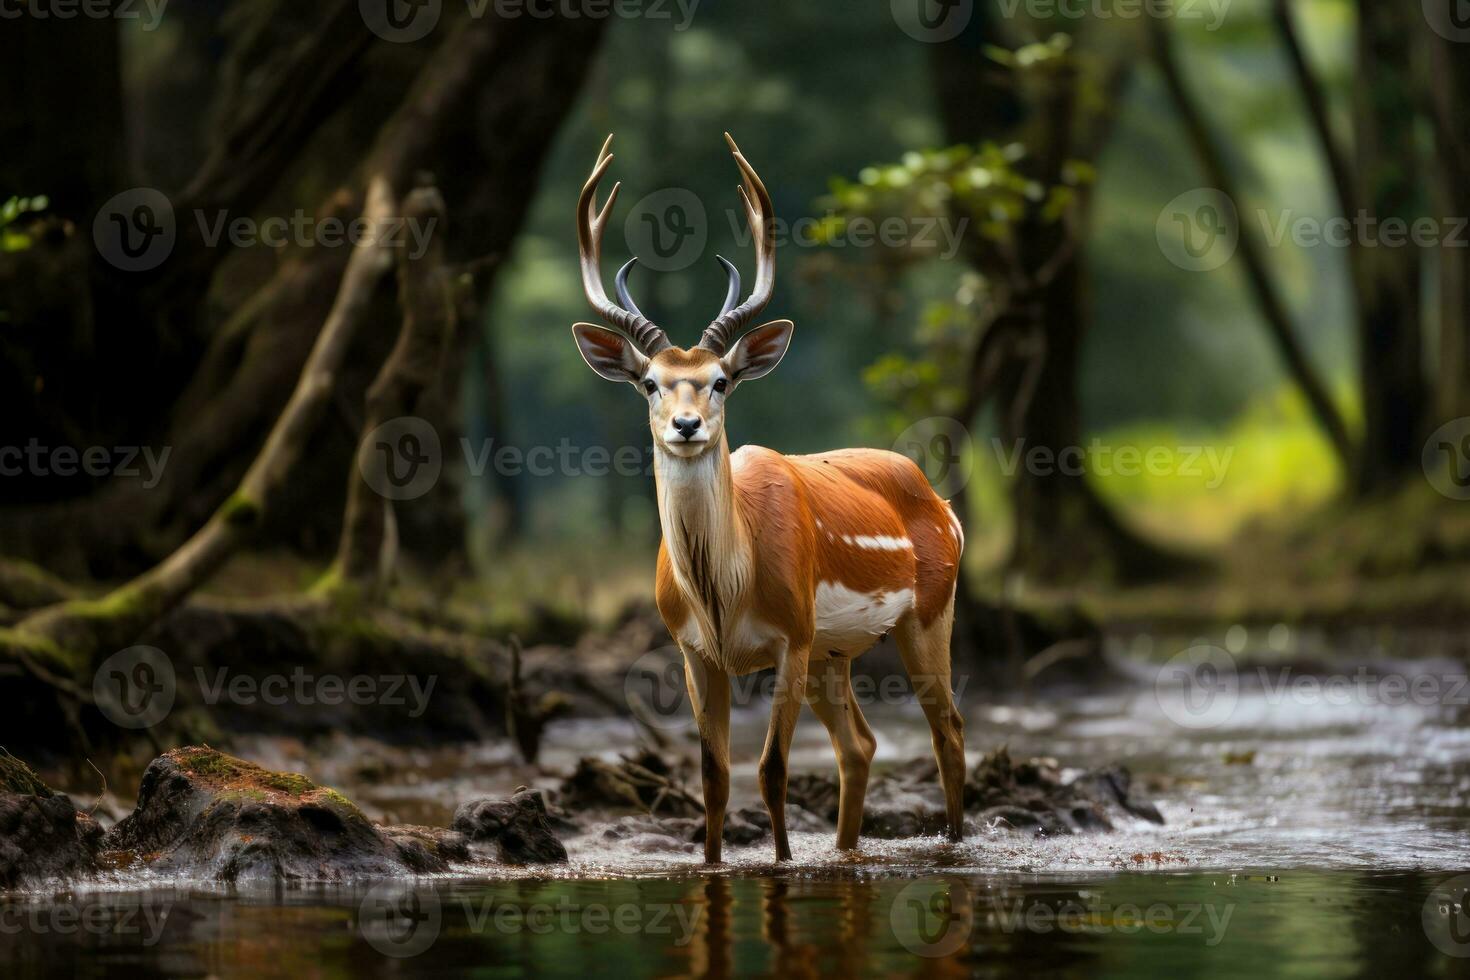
xmin=561 ymin=753 xmax=704 ymax=818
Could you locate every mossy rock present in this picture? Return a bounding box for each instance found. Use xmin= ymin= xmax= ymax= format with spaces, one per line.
xmin=0 ymin=748 xmax=52 ymax=797
xmin=103 ymin=747 xmax=448 ymax=882
xmin=174 ymin=747 xmax=308 ymax=793
xmin=0 ymin=748 xmax=101 ymax=888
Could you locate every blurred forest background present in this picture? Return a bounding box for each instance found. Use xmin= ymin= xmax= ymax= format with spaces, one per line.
xmin=1 ymin=0 xmax=1468 ymax=757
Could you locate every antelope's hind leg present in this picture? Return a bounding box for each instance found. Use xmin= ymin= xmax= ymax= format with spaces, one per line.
xmin=806 ymin=655 xmax=877 ymax=851
xmin=682 ymin=650 xmax=731 ymax=864
xmin=894 ymin=599 xmax=967 ymax=841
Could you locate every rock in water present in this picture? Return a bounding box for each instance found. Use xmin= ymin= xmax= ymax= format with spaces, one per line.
xmin=787 ymin=771 xmax=951 ymax=839
xmin=452 ymin=789 xmax=568 ymax=864
xmin=1069 ymin=765 xmax=1166 ymax=825
xmin=557 ymin=751 xmax=703 ymax=818
xmin=784 ymin=747 xmax=1166 ymax=840
xmin=103 ymin=747 xmax=456 ymax=883
xmin=967 ymin=747 xmax=1166 ymax=834
xmin=0 ymin=751 xmax=102 ymax=888
xmin=382 ymin=825 xmax=473 ymax=871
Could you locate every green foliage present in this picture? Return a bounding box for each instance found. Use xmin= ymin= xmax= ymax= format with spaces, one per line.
xmin=1 ymin=195 xmax=48 ymax=253
xmin=861 ymin=287 xmax=980 ymax=427
xmin=984 ymin=31 xmax=1074 ymax=69
xmin=822 ymin=35 xmax=1101 ymax=439
xmin=829 ymin=33 xmax=1093 ymax=264
xmin=820 ymin=139 xmax=1094 ymax=265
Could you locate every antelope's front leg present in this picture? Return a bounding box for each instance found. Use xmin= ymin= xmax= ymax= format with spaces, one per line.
xmin=682 ymin=649 xmax=730 ymax=864
xmin=759 ymin=638 xmax=811 ymax=862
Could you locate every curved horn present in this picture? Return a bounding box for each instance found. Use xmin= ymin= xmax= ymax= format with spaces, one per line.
xmin=713 ymin=254 xmax=740 ymax=320
xmin=615 ymin=257 xmax=646 ymax=320
xmin=698 ymin=133 xmax=776 ymax=354
xmin=577 ymin=135 xmax=671 ymax=354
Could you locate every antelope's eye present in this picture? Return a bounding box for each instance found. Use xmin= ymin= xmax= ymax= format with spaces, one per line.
xmin=643 ymin=379 xmax=657 ymax=395
xmin=713 ymin=378 xmax=728 ymax=394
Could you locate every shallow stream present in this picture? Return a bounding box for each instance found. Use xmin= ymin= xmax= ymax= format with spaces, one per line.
xmin=5 ymin=653 xmax=1469 ymax=977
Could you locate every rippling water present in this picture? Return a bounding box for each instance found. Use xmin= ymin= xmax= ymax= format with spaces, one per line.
xmin=4 ymin=656 xmax=1469 ymax=977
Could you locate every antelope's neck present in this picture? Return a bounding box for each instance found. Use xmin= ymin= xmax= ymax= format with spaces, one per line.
xmin=654 ymin=436 xmax=752 ymax=648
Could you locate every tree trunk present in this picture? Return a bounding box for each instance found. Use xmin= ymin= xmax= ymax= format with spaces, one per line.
xmin=334 ymin=188 xmax=455 ymax=591
xmin=1426 ymin=14 xmax=1470 ymax=425
xmin=1006 ymin=260 xmax=1172 ymax=583
xmin=932 ymin=25 xmax=1190 ymax=585
xmin=0 ymin=179 xmax=399 ymax=674
xmin=0 ymin=16 xmax=123 ymax=223
xmin=0 ymin=9 xmax=610 ymax=577
xmin=1351 ymin=2 xmax=1427 ymax=494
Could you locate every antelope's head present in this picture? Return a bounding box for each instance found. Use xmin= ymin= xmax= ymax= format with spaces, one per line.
xmin=571 ymin=133 xmax=794 ymax=460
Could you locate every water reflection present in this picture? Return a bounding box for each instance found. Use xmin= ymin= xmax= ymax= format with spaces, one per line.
xmin=8 ymin=870 xmax=1465 ymax=978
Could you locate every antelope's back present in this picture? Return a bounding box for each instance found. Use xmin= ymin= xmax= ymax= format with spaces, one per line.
xmin=735 ymin=446 xmax=964 ymax=629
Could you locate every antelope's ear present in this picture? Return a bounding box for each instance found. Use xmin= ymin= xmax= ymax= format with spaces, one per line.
xmin=572 ymin=323 xmax=648 ymax=384
xmin=722 ymin=319 xmax=793 ymax=385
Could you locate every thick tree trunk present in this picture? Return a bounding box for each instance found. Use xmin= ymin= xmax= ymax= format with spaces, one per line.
xmin=0 ymin=179 xmax=398 ymax=675
xmin=0 ymin=17 xmax=123 ymax=223
xmin=1428 ymin=21 xmax=1470 ymax=422
xmin=0 ymin=16 xmax=174 ymax=495
xmin=1007 ymin=260 xmax=1174 ymax=583
xmin=0 ymin=10 xmax=610 ymax=577
xmin=1351 ymin=2 xmax=1426 ymax=495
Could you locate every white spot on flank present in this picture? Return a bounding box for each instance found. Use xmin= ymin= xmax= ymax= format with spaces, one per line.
xmin=841 ymin=534 xmax=912 ymax=551
xmin=815 ymin=582 xmax=914 ymax=649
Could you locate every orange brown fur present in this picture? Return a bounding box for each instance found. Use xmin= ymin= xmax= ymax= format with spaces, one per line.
xmin=654 ymin=445 xmax=963 ymax=663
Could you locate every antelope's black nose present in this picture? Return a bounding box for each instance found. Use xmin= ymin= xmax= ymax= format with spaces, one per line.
xmin=673 ymin=416 xmax=702 ymax=439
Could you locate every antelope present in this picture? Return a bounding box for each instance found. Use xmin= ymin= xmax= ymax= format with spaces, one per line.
xmin=571 ymin=134 xmax=967 ymax=863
